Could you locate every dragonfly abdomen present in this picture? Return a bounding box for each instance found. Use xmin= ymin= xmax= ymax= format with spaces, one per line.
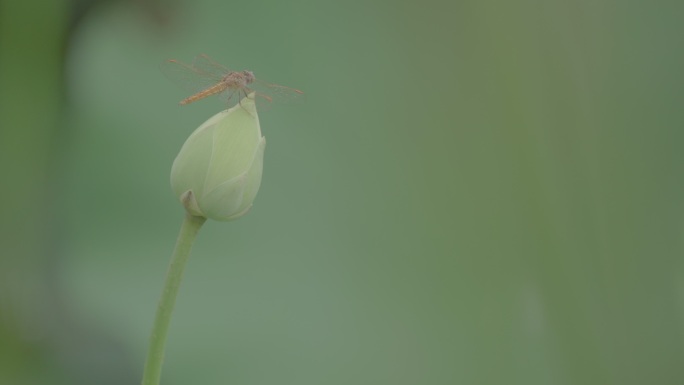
xmin=180 ymin=83 xmax=228 ymax=105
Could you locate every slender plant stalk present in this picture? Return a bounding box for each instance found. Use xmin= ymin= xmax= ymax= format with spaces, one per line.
xmin=142 ymin=213 xmax=207 ymax=385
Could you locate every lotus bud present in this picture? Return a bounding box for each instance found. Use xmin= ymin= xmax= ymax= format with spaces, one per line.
xmin=170 ymin=96 xmax=265 ymax=221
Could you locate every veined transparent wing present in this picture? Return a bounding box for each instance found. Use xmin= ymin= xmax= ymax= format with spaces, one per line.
xmin=191 ymin=54 xmax=233 ymax=79
xmin=160 ymin=56 xmax=225 ymax=95
xmin=248 ymin=78 xmax=305 ymax=105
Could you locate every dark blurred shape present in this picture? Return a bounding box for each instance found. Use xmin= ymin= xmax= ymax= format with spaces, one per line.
xmin=0 ymin=0 xmax=168 ymax=383
xmin=68 ymin=0 xmax=172 ymax=43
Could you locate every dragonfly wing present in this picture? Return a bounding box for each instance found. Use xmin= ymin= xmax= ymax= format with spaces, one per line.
xmin=192 ymin=54 xmax=235 ymax=79
xmin=160 ymin=58 xmax=223 ymax=95
xmin=216 ymin=87 xmax=239 ymax=105
xmin=250 ymin=79 xmax=305 ymax=105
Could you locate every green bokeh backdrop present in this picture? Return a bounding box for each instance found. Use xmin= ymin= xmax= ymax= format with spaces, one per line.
xmin=1 ymin=0 xmax=684 ymax=384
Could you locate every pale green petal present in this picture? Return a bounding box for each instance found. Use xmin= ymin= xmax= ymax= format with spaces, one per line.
xmin=203 ymin=107 xmax=260 ymax=193
xmin=170 ymin=94 xmax=265 ymax=221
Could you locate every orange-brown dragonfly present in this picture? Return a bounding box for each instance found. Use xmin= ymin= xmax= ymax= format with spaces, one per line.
xmin=161 ymin=54 xmax=303 ymax=107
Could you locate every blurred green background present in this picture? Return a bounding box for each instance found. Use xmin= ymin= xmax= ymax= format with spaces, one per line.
xmin=2 ymin=0 xmax=684 ymax=384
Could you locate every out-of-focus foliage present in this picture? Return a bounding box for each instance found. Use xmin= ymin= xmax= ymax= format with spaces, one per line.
xmin=1 ymin=0 xmax=683 ymax=384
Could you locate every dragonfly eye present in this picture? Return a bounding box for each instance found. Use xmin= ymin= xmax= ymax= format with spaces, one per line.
xmin=243 ymin=70 xmax=255 ymax=83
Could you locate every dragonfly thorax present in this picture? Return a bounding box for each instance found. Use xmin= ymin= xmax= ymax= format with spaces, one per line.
xmin=222 ymin=70 xmax=255 ymax=87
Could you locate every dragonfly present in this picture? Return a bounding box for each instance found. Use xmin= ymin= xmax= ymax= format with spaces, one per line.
xmin=161 ymin=54 xmax=304 ymax=107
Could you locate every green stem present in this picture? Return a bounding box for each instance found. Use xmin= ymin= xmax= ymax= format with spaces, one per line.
xmin=142 ymin=213 xmax=207 ymax=385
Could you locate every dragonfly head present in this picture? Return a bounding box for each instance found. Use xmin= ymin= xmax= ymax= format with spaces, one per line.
xmin=242 ymin=70 xmax=255 ymax=84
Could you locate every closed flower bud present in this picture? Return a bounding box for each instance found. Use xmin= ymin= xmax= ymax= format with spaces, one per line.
xmin=170 ymin=96 xmax=265 ymax=221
